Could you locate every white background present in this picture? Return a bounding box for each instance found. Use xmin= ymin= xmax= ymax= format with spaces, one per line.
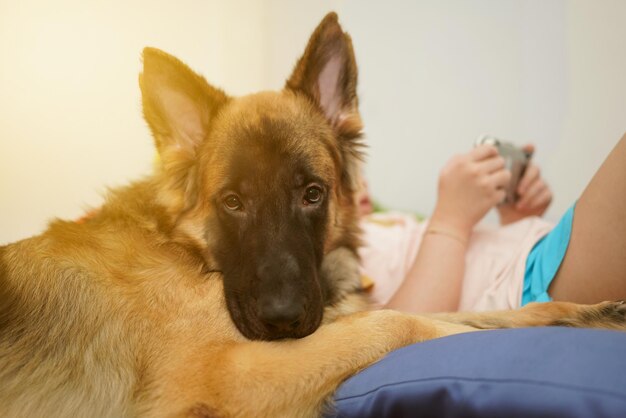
xmin=2 ymin=0 xmax=626 ymax=244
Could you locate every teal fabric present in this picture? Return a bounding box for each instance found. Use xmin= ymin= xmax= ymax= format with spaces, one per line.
xmin=522 ymin=204 xmax=575 ymax=306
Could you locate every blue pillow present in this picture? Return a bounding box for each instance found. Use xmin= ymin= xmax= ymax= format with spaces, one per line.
xmin=329 ymin=327 xmax=626 ymax=418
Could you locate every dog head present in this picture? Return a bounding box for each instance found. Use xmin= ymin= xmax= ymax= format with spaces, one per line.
xmin=139 ymin=13 xmax=363 ymax=341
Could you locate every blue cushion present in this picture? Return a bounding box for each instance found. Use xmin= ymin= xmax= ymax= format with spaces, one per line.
xmin=329 ymin=327 xmax=626 ymax=418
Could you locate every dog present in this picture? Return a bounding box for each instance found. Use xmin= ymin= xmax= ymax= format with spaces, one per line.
xmin=1 ymin=12 xmax=625 ymax=417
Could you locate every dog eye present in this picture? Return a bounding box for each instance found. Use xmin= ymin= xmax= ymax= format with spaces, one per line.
xmin=223 ymin=194 xmax=243 ymax=211
xmin=303 ymin=186 xmax=323 ymax=205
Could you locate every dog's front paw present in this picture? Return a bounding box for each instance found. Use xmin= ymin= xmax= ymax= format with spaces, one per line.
xmin=553 ymin=301 xmax=626 ymax=331
xmin=594 ymin=300 xmax=626 ymax=329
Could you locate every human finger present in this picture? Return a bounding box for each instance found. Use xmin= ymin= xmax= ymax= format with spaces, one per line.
xmin=522 ymin=143 xmax=535 ymax=156
xmin=490 ymin=168 xmax=512 ymax=189
xmin=517 ymin=179 xmax=547 ymax=210
xmin=477 ymin=155 xmax=506 ymax=174
xmin=470 ymin=144 xmax=499 ymax=161
xmin=521 ymin=187 xmax=553 ymax=213
xmin=517 ymin=163 xmax=540 ymax=195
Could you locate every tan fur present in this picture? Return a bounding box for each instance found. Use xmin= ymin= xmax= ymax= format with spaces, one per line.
xmin=1 ymin=12 xmax=624 ymax=418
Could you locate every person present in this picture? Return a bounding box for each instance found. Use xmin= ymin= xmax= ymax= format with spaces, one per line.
xmin=358 ymin=134 xmax=626 ymax=313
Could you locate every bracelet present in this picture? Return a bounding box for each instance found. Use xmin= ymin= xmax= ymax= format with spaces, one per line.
xmin=425 ymin=226 xmax=468 ymax=246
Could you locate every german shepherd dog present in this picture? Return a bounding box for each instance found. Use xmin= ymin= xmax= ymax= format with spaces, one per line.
xmin=1 ymin=12 xmax=624 ymax=417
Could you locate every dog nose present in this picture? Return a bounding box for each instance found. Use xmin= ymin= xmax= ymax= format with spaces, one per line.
xmin=258 ymin=297 xmax=304 ymax=333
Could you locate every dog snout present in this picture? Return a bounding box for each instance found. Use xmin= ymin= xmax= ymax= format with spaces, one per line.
xmin=259 ymin=298 xmax=304 ymax=331
xmin=254 ymin=252 xmax=316 ymax=337
xmin=258 ymin=295 xmax=305 ymax=333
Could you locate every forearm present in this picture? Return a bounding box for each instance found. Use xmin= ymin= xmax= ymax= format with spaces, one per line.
xmin=384 ymin=144 xmax=508 ymax=313
xmin=384 ymin=220 xmax=469 ymax=313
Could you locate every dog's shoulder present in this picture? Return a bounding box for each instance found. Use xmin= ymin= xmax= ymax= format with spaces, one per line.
xmin=0 ymin=245 xmax=13 ymax=333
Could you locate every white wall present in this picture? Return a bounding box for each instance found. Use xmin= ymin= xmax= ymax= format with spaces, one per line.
xmin=0 ymin=0 xmax=269 ymax=244
xmin=343 ymin=1 xmax=625 ymax=221
xmin=2 ymin=0 xmax=626 ymax=244
xmin=264 ymin=0 xmax=626 ymax=221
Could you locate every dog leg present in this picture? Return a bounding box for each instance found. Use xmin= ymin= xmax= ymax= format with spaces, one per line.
xmin=155 ymin=310 xmax=475 ymax=418
xmin=153 ymin=303 xmax=626 ymax=417
xmin=427 ymin=300 xmax=626 ymax=331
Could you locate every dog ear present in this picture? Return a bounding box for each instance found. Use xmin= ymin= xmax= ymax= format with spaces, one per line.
xmin=286 ymin=12 xmax=362 ymax=139
xmin=287 ymin=13 xmax=364 ymax=202
xmin=139 ymin=47 xmax=228 ymax=158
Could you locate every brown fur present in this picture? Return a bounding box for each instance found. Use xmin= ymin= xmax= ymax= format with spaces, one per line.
xmin=1 ymin=12 xmax=624 ymax=417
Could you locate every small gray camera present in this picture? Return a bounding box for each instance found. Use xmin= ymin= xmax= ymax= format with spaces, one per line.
xmin=475 ymin=135 xmax=532 ymax=204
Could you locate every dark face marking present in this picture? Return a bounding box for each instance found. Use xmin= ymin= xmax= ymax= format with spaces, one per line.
xmin=206 ymin=114 xmax=335 ymax=341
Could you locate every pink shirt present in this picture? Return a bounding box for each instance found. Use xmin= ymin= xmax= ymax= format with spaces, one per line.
xmin=359 ymin=212 xmax=554 ymax=311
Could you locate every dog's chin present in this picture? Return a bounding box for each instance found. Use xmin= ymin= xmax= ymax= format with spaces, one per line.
xmin=255 ymin=322 xmax=320 ymax=341
xmin=240 ymin=312 xmax=323 ymax=341
xmin=225 ymin=295 xmax=323 ymax=341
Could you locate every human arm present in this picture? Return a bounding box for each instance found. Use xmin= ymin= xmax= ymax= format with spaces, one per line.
xmin=385 ymin=145 xmax=510 ymax=313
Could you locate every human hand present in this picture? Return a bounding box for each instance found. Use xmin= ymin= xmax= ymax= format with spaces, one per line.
xmin=431 ymin=145 xmax=511 ymax=237
xmin=497 ymin=144 xmax=553 ymax=225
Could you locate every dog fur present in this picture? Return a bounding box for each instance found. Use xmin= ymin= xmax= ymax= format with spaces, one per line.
xmin=1 ymin=13 xmax=625 ymax=417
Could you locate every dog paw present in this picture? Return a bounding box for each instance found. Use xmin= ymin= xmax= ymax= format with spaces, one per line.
xmin=595 ymin=300 xmax=626 ymax=326
xmin=556 ymin=301 xmax=626 ymax=331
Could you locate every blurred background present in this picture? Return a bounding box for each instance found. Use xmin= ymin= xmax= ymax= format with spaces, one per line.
xmin=1 ymin=0 xmax=625 ymax=244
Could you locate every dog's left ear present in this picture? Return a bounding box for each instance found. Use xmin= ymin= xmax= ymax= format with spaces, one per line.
xmin=286 ymin=12 xmax=362 ymax=139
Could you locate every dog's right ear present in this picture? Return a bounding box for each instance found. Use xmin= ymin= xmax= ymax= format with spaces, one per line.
xmin=139 ymin=47 xmax=228 ymax=160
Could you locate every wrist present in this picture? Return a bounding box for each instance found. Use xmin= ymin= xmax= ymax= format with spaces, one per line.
xmin=428 ymin=211 xmax=473 ymax=240
xmin=497 ymin=205 xmax=525 ymax=225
